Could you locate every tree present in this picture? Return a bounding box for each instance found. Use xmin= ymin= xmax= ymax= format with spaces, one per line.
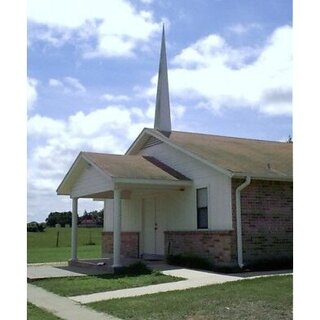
xmin=45 ymin=211 xmax=74 ymax=227
xmin=27 ymin=221 xmax=46 ymax=232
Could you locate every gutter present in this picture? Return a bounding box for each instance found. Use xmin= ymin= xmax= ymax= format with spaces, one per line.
xmin=235 ymin=176 xmax=251 ymax=268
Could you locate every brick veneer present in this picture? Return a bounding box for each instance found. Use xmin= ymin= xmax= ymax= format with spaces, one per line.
xmin=101 ymin=179 xmax=292 ymax=267
xmin=102 ymin=232 xmax=139 ymax=258
xmin=232 ymin=178 xmax=293 ymax=264
xmin=165 ymin=230 xmax=236 ymax=267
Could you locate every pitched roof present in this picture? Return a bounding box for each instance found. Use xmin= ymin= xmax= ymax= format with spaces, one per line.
xmin=130 ymin=129 xmax=293 ymax=180
xmin=82 ymin=152 xmax=189 ymax=181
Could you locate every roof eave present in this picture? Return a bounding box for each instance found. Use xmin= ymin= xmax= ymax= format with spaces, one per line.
xmin=125 ymin=127 xmax=150 ymax=155
xmin=114 ymin=177 xmax=193 ymax=187
xmin=231 ymin=172 xmax=293 ymax=182
xmin=56 ymin=152 xmax=115 ymax=196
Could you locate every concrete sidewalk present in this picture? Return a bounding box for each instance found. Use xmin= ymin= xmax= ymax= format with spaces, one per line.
xmin=27 ymin=264 xmax=111 ymax=280
xmin=28 ymin=283 xmax=120 ymax=320
xmin=28 ymin=261 xmax=292 ymax=319
xmin=70 ymin=268 xmax=242 ymax=304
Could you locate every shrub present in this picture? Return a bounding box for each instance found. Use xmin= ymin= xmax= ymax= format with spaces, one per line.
xmin=117 ymin=262 xmax=152 ymax=276
xmin=244 ymin=258 xmax=293 ymax=271
xmin=27 ymin=222 xmax=46 ymax=232
xmin=166 ymin=254 xmax=213 ymax=271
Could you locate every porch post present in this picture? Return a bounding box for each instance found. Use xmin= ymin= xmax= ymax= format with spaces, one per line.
xmin=103 ymin=199 xmax=108 ymax=231
xmin=113 ymin=189 xmax=122 ymax=268
xmin=71 ymin=197 xmax=78 ymax=261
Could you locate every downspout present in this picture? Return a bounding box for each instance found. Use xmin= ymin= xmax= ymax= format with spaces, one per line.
xmin=235 ymin=176 xmax=251 ymax=269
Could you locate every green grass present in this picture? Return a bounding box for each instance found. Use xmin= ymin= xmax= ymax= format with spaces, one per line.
xmin=27 ymin=303 xmax=62 ymax=320
xmin=27 ymin=227 xmax=102 ymax=263
xmin=31 ymin=272 xmax=182 ymax=297
xmin=88 ymin=275 xmax=293 ymax=320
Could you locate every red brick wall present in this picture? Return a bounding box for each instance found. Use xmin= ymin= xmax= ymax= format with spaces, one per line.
xmin=165 ymin=231 xmax=236 ymax=267
xmin=232 ymin=179 xmax=293 ymax=264
xmin=102 ymin=232 xmax=139 ymax=258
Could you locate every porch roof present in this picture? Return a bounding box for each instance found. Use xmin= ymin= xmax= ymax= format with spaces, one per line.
xmin=82 ymin=152 xmax=190 ymax=181
xmin=56 ymin=151 xmax=191 ymax=196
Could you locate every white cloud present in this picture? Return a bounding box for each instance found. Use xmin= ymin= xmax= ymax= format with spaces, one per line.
xmin=27 ymin=77 xmax=38 ymax=110
xmin=48 ymin=77 xmax=86 ymax=94
xmin=27 ymin=105 xmax=153 ymax=219
xmin=228 ymin=23 xmax=261 ymax=35
xmin=64 ymin=77 xmax=86 ymax=93
xmin=101 ymin=93 xmax=130 ymax=102
xmin=28 ymin=0 xmax=161 ymax=58
xmin=163 ymin=25 xmax=292 ymax=116
xmin=140 ymin=0 xmax=154 ymax=4
xmin=48 ymin=78 xmax=63 ymax=87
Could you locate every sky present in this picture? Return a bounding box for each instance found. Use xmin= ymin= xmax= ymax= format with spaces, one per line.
xmin=27 ymin=0 xmax=292 ymax=223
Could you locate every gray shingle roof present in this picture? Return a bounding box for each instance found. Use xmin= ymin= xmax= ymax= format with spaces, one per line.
xmin=82 ymin=152 xmax=190 ymax=181
xmin=152 ymin=130 xmax=293 ymax=180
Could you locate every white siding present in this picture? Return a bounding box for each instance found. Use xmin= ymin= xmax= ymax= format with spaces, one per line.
xmin=103 ymin=197 xmax=142 ymax=232
xmin=138 ymin=143 xmax=233 ymax=230
xmin=70 ymin=166 xmax=113 ymax=198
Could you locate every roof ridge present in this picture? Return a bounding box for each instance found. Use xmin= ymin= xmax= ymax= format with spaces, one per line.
xmin=168 ymin=130 xmax=290 ymax=145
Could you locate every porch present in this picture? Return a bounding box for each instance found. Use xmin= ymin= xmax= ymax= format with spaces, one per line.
xmin=56 ymin=151 xmax=191 ymax=271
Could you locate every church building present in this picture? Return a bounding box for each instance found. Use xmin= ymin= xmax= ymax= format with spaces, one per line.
xmin=57 ymin=27 xmax=293 ymax=270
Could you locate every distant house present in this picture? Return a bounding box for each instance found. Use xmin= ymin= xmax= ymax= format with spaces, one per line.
xmin=80 ymin=218 xmax=99 ymax=228
xmin=57 ymin=27 xmax=292 ymax=270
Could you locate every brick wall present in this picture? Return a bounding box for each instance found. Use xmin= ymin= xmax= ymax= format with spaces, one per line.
xmin=165 ymin=231 xmax=236 ymax=267
xmin=101 ymin=232 xmax=139 ymax=258
xmin=232 ymin=179 xmax=293 ymax=265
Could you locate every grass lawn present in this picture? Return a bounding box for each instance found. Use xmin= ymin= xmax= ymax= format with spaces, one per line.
xmin=27 ymin=227 xmax=102 ymax=263
xmin=27 ymin=303 xmax=62 ymax=320
xmin=31 ymin=272 xmax=182 ymax=297
xmin=88 ymin=275 xmax=293 ymax=320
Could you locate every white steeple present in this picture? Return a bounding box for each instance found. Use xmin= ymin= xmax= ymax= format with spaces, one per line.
xmin=154 ymin=25 xmax=171 ymax=133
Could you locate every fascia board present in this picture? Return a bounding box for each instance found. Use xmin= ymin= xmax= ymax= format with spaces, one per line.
xmin=125 ymin=127 xmax=150 ymax=155
xmin=81 ymin=153 xmax=115 ymax=180
xmin=56 ymin=152 xmax=115 ymax=196
xmin=56 ymin=152 xmax=83 ymax=195
xmin=231 ymin=172 xmax=293 ymax=182
xmin=114 ymin=177 xmax=193 ymax=186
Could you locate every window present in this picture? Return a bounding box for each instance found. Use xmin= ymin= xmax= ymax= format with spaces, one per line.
xmin=197 ymin=187 xmax=208 ymax=229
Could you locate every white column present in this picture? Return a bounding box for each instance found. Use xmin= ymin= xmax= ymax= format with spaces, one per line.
xmin=113 ymin=189 xmax=122 ymax=267
xmin=71 ymin=198 xmax=78 ymax=261
xmin=103 ymin=199 xmax=108 ymax=231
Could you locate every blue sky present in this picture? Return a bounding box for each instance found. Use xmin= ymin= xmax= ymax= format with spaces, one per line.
xmin=27 ymin=0 xmax=292 ymax=222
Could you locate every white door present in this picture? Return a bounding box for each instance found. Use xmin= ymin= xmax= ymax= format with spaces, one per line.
xmin=142 ymin=197 xmax=165 ymax=256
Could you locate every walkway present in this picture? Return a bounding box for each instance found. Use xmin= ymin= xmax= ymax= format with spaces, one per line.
xmin=27 ymin=262 xmax=292 ymax=319
xmin=28 ymin=283 xmax=120 ymax=320
xmin=70 ymin=267 xmax=242 ymax=304
xmin=27 ymin=263 xmax=110 ymax=280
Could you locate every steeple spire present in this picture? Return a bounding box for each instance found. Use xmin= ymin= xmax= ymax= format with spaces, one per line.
xmin=154 ymin=24 xmax=171 ymax=133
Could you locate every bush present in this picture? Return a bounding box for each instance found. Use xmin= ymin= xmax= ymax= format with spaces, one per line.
xmin=116 ymin=262 xmax=152 ymax=276
xmin=27 ymin=222 xmax=46 ymax=232
xmin=243 ymin=258 xmax=293 ymax=271
xmin=166 ymin=254 xmax=213 ymax=271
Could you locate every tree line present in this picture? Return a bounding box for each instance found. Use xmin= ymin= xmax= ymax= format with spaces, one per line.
xmin=27 ymin=209 xmax=104 ymax=232
xmin=45 ymin=209 xmax=104 ymax=227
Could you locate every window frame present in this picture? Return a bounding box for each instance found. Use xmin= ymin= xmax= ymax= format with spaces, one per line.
xmin=196 ymin=186 xmax=209 ymax=229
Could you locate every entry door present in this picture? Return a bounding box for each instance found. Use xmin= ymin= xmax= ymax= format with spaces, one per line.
xmin=142 ymin=197 xmax=165 ymax=256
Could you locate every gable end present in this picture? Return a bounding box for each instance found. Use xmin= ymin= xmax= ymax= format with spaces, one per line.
xmin=141 ymin=136 xmax=163 ymax=150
